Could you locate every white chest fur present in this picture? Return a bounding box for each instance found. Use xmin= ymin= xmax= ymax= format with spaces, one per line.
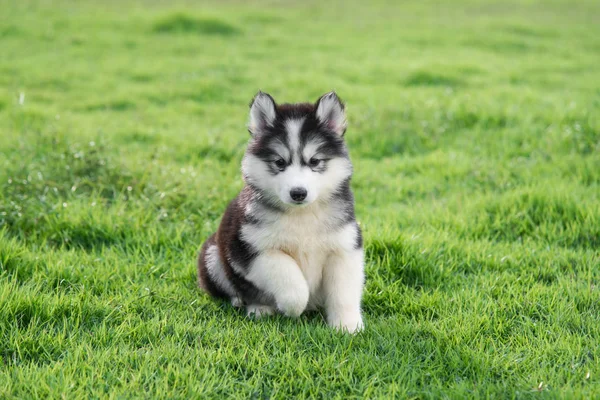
xmin=241 ymin=202 xmax=358 ymax=302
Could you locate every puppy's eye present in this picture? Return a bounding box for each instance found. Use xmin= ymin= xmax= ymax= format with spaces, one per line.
xmin=308 ymin=158 xmax=321 ymax=168
xmin=274 ymin=159 xmax=286 ymax=170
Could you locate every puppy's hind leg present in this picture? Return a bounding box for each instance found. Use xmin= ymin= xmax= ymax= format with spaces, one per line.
xmin=198 ymin=234 xmax=241 ymax=306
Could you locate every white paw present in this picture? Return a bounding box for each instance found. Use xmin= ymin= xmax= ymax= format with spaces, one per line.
xmin=276 ymin=287 xmax=309 ymax=318
xmin=231 ymin=297 xmax=243 ymax=308
xmin=246 ymin=304 xmax=275 ymax=319
xmin=328 ymin=312 xmax=364 ymax=334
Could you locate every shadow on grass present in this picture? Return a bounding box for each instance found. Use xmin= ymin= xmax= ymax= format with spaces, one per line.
xmin=1 ymin=297 xmax=111 ymax=366
xmin=366 ymin=239 xmax=449 ymax=291
xmin=81 ymin=100 xmax=136 ymax=112
xmin=404 ymin=70 xmax=466 ymax=88
xmin=362 ymin=238 xmax=449 ymax=319
xmin=152 ymin=13 xmax=240 ymax=36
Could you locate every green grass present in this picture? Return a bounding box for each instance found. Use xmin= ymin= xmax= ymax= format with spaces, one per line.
xmin=1 ymin=0 xmax=599 ymax=398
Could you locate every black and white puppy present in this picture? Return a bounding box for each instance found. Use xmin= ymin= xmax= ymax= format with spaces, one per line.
xmin=198 ymin=91 xmax=364 ymax=333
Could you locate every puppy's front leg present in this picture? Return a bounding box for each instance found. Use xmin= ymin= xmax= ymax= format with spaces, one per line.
xmin=322 ymin=249 xmax=365 ymax=333
xmin=246 ymin=250 xmax=309 ymax=317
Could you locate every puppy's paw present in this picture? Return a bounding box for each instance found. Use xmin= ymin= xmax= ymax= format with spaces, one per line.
xmin=328 ymin=311 xmax=364 ymax=334
xmin=231 ymin=296 xmax=243 ymax=308
xmin=276 ymin=287 xmax=309 ymax=318
xmin=246 ymin=304 xmax=275 ymax=319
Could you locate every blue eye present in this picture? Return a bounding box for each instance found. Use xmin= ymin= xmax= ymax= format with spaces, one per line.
xmin=309 ymin=158 xmax=321 ymax=167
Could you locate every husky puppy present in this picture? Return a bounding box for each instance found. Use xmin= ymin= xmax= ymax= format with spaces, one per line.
xmin=197 ymin=91 xmax=364 ymax=333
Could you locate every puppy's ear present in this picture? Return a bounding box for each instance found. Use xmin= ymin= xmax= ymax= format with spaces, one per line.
xmin=315 ymin=91 xmax=347 ymax=136
xmin=248 ymin=91 xmax=276 ymax=136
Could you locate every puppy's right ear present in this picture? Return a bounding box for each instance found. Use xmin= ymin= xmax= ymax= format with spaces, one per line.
xmin=248 ymin=91 xmax=276 ymax=136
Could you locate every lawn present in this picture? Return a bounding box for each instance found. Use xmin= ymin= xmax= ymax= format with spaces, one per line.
xmin=1 ymin=0 xmax=599 ymax=398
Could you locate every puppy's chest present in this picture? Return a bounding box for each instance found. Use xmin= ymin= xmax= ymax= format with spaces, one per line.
xmin=242 ymin=208 xmax=343 ymax=271
xmin=246 ymin=211 xmax=336 ymax=253
xmin=241 ymin=207 xmax=353 ymax=301
xmin=262 ymin=213 xmax=334 ymax=293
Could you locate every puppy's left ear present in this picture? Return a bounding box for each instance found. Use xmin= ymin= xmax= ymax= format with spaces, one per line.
xmin=315 ymin=91 xmax=347 ymax=136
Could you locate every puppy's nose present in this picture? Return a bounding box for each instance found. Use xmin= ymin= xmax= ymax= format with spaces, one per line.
xmin=290 ymin=187 xmax=307 ymax=202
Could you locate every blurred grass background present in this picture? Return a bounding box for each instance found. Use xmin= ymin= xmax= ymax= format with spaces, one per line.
xmin=1 ymin=0 xmax=599 ymax=398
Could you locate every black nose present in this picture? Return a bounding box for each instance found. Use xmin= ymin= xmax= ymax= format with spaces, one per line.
xmin=290 ymin=187 xmax=307 ymax=202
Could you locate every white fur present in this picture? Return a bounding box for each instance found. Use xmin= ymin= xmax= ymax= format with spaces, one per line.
xmin=242 ymin=153 xmax=352 ymax=207
xmin=322 ymin=248 xmax=364 ymax=333
xmin=242 ymin=201 xmax=364 ymax=332
xmin=245 ymin=250 xmax=309 ymax=317
xmin=302 ymin=138 xmax=326 ymax=161
xmin=229 ymin=260 xmax=248 ymax=276
xmin=231 ymin=297 xmax=244 ymax=308
xmin=248 ymin=92 xmax=276 ymax=134
xmin=246 ymin=304 xmax=275 ymax=318
xmin=205 ymin=245 xmax=237 ymax=297
xmin=285 ymin=118 xmax=304 ymax=159
xmin=271 ymin=140 xmax=291 ymax=162
xmin=316 ymin=92 xmax=347 ymax=136
xmin=279 ymin=164 xmax=319 ymax=204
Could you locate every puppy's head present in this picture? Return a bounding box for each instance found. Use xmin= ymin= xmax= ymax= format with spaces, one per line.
xmin=242 ymin=91 xmax=352 ymax=208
